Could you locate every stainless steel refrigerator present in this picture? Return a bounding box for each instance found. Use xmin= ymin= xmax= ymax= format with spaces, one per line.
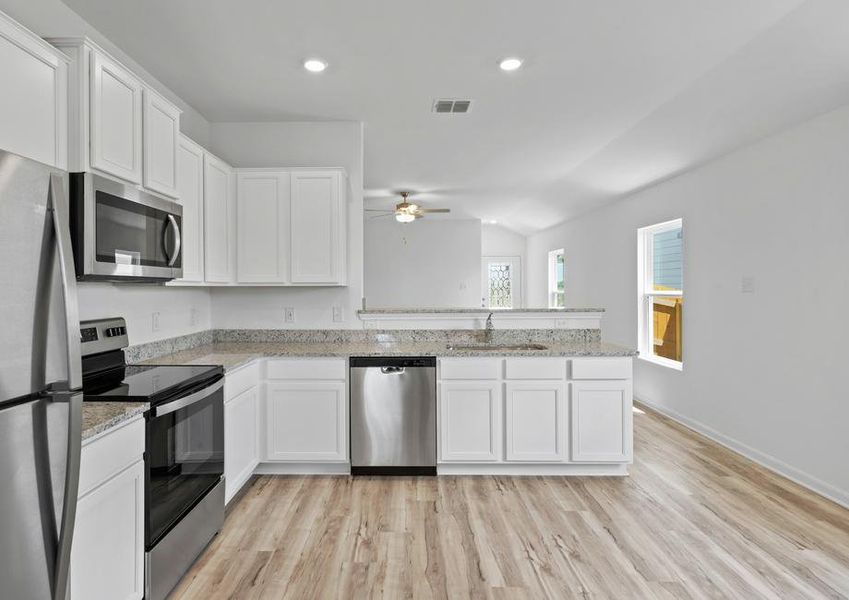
xmin=0 ymin=149 xmax=83 ymax=600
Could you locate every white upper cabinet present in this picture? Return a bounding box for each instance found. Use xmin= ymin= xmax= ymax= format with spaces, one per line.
xmin=176 ymin=135 xmax=205 ymax=282
xmin=290 ymin=170 xmax=347 ymax=285
xmin=50 ymin=37 xmax=180 ymax=195
xmin=236 ymin=172 xmax=290 ymax=283
xmin=204 ymin=152 xmax=234 ymax=283
xmin=89 ymin=49 xmax=143 ymax=184
xmin=0 ymin=12 xmax=67 ymax=168
xmin=142 ymin=87 xmax=180 ymax=197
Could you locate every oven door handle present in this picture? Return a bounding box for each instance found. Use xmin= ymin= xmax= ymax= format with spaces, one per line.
xmin=153 ymin=378 xmax=224 ymax=417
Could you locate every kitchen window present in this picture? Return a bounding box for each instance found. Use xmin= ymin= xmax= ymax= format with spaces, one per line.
xmin=638 ymin=219 xmax=683 ymax=369
xmin=548 ymin=249 xmax=565 ymax=308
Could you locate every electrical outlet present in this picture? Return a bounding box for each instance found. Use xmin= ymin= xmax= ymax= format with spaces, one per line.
xmin=284 ymin=307 xmax=295 ymax=323
xmin=151 ymin=312 xmax=160 ymax=332
xmin=555 ymin=319 xmax=569 ymax=329
xmin=332 ymin=306 xmax=344 ymax=322
xmin=741 ymin=276 xmax=755 ymax=293
xmin=189 ymin=307 xmax=198 ymax=327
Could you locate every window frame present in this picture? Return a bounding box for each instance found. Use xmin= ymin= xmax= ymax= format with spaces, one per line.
xmin=547 ymin=248 xmax=565 ymax=308
xmin=637 ymin=219 xmax=683 ymax=371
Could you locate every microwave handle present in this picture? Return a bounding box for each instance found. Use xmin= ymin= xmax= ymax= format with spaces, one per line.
xmin=164 ymin=214 xmax=182 ymax=267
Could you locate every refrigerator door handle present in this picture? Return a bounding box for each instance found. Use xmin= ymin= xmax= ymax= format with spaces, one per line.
xmin=51 ymin=392 xmax=83 ymax=600
xmin=47 ymin=174 xmax=82 ymax=391
xmin=47 ymin=174 xmax=84 ymax=600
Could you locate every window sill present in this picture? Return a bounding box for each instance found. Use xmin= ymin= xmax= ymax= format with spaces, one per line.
xmin=638 ymin=354 xmax=683 ymax=372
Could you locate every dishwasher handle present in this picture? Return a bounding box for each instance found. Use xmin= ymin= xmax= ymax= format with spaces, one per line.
xmin=380 ymin=366 xmax=405 ymax=375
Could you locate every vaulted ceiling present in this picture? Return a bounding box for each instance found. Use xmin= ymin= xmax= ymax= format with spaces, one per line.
xmin=60 ymin=0 xmax=849 ymax=233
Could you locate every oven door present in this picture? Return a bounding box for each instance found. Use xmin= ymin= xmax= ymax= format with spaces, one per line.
xmin=70 ymin=172 xmax=182 ymax=281
xmin=146 ymin=378 xmax=223 ymax=549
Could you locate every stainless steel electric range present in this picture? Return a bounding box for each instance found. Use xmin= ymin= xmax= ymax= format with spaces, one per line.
xmin=80 ymin=317 xmax=224 ymax=600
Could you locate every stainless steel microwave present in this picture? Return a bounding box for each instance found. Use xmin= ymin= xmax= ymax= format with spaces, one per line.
xmin=69 ymin=173 xmax=182 ymax=281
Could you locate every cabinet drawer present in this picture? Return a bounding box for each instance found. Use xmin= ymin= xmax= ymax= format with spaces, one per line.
xmin=266 ymin=358 xmax=346 ymax=380
xmin=505 ymin=358 xmax=566 ymax=380
xmin=439 ymin=358 xmax=501 ymax=380
xmin=79 ymin=417 xmax=145 ymax=497
xmin=570 ymin=358 xmax=632 ymax=380
xmin=225 ymin=360 xmax=260 ymax=401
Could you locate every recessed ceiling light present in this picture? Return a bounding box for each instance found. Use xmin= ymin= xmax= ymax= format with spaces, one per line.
xmin=303 ymin=59 xmax=327 ymax=73
xmin=499 ymin=57 xmax=523 ymax=72
xmin=486 ymin=219 xmax=498 ymax=225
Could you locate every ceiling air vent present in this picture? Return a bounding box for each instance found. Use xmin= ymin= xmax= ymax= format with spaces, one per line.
xmin=432 ymin=99 xmax=473 ymax=114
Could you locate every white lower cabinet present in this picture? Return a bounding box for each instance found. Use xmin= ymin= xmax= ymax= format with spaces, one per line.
xmin=71 ymin=419 xmax=145 ymax=600
xmin=265 ymin=381 xmax=347 ymax=461
xmin=505 ymin=382 xmax=567 ymax=462
xmin=224 ymin=385 xmax=259 ymax=504
xmin=439 ymin=381 xmax=502 ymax=462
xmin=570 ymin=380 xmax=633 ymax=462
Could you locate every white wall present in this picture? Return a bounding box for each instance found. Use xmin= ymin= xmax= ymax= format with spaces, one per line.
xmin=526 ymin=104 xmax=849 ymax=506
xmin=482 ymin=224 xmax=528 ymax=307
xmin=364 ymin=219 xmax=482 ymax=308
xmin=209 ymin=121 xmax=364 ymax=328
xmin=77 ymin=284 xmax=211 ymax=346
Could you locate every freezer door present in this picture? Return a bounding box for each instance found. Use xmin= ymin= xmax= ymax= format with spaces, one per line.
xmin=0 ymin=150 xmax=76 ymax=401
xmin=0 ymin=392 xmax=82 ymax=600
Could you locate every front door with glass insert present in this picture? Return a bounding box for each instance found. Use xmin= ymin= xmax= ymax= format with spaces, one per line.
xmin=481 ymin=256 xmax=522 ymax=309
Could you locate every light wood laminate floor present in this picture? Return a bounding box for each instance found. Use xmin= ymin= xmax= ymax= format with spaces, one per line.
xmin=171 ymin=406 xmax=849 ymax=599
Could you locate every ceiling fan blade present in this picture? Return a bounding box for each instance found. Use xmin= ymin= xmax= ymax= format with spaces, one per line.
xmin=419 ymin=208 xmax=451 ymax=213
xmin=364 ymin=208 xmax=395 ymax=213
xmin=368 ymin=213 xmax=396 ymax=220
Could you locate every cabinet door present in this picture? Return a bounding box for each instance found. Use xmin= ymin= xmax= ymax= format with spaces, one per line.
xmin=90 ymin=50 xmax=142 ymax=183
xmin=290 ymin=171 xmax=342 ymax=284
xmin=266 ymin=382 xmax=347 ymax=461
xmin=0 ymin=13 xmax=67 ymax=168
xmin=71 ymin=460 xmax=144 ymax=600
xmin=439 ymin=382 xmax=502 ymax=462
xmin=225 ymin=386 xmax=259 ymax=503
xmin=142 ymin=87 xmax=180 ymax=197
xmin=505 ymin=382 xmax=566 ymax=462
xmin=204 ymin=153 xmax=233 ymax=282
xmin=176 ymin=135 xmax=204 ymax=281
xmin=570 ymin=380 xmax=633 ymax=462
xmin=237 ymin=172 xmax=289 ymax=282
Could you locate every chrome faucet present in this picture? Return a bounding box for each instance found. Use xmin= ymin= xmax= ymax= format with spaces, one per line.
xmin=484 ymin=312 xmax=494 ymax=343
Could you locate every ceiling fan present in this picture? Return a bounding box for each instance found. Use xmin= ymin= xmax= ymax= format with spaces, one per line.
xmin=365 ymin=192 xmax=451 ymax=223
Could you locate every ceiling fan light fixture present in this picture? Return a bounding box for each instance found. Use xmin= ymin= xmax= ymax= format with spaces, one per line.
xmin=395 ymin=213 xmax=416 ymax=223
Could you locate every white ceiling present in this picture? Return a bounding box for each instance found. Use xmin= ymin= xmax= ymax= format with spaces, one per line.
xmin=60 ymin=0 xmax=849 ymax=234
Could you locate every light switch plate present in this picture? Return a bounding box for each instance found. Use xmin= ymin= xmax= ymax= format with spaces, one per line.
xmin=741 ymin=276 xmax=755 ymax=293
xmin=151 ymin=312 xmax=161 ymax=332
xmin=332 ymin=306 xmax=344 ymax=322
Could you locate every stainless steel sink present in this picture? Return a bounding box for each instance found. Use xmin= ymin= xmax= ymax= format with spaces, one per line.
xmin=446 ymin=343 xmax=548 ymax=352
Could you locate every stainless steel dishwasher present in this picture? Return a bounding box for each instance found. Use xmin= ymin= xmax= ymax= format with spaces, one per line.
xmin=350 ymin=357 xmax=436 ymax=475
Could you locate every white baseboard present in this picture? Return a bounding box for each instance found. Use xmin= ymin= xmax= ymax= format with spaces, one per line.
xmin=254 ymin=462 xmax=351 ymax=475
xmin=437 ymin=463 xmax=629 ymax=476
xmin=635 ymin=395 xmax=849 ymax=509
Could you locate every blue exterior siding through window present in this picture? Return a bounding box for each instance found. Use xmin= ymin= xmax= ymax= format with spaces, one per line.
xmin=653 ymin=227 xmax=683 ymax=290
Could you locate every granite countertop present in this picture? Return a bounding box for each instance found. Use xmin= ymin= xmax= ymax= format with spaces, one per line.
xmin=82 ymin=401 xmax=148 ymax=441
xmin=140 ymin=340 xmax=637 ymax=373
xmin=357 ymin=307 xmax=605 ymax=314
